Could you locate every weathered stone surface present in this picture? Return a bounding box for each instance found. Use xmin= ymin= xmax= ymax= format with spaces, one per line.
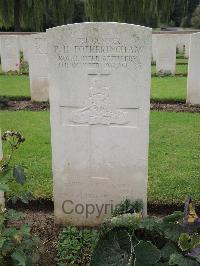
xmin=156 ymin=34 xmax=176 ymax=75
xmin=28 ymin=33 xmax=49 ymax=101
xmin=152 ymin=34 xmax=158 ymax=62
xmin=0 ymin=36 xmax=20 ymax=72
xmin=47 ymin=22 xmax=152 ymax=226
xmin=19 ymin=35 xmax=32 ymax=62
xmin=175 ymin=34 xmax=191 ymax=58
xmin=177 ymin=42 xmax=184 ymax=54
xmin=183 ymin=34 xmax=190 ymax=58
xmin=187 ymin=33 xmax=200 ymax=105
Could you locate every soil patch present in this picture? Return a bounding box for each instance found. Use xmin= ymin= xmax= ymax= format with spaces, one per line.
xmin=6 ymin=100 xmax=49 ymax=111
xmin=7 ymin=200 xmax=200 ymax=265
xmin=4 ymin=100 xmax=200 ymax=113
xmin=151 ymin=102 xmax=200 ymax=113
xmin=9 ymin=208 xmax=62 ymax=266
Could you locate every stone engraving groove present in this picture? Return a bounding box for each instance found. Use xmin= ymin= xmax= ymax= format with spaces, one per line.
xmin=70 ymin=72 xmax=129 ymax=125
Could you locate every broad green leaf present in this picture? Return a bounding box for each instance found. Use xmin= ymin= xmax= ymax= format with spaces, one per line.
xmin=11 ymin=250 xmax=26 ymax=266
xmin=32 ymin=252 xmax=40 ymax=264
xmin=3 ymin=227 xmax=18 ymax=237
xmin=0 ymin=183 xmax=9 ymax=192
xmin=139 ymin=217 xmax=157 ymax=231
xmin=178 ymin=233 xmax=191 ymax=251
xmin=104 ymin=213 xmax=141 ymax=233
xmin=191 ymin=237 xmax=200 ymax=250
xmin=19 ymin=192 xmax=34 ymax=204
xmin=155 ymin=263 xmax=168 ymax=266
xmin=169 ymin=253 xmax=199 ymax=266
xmin=134 ymin=240 xmax=161 ymax=266
xmin=0 ymin=237 xmax=6 ymax=249
xmin=196 ymin=254 xmax=200 ymax=263
xmin=161 ymin=243 xmax=178 ymax=261
xmin=90 ymin=229 xmax=131 ymax=266
xmin=163 ymin=212 xmax=183 ymax=223
xmin=158 ymin=222 xmax=184 ymax=242
xmin=20 ymin=224 xmax=31 ymax=236
xmin=5 ymin=209 xmax=25 ymax=221
xmin=13 ymin=166 xmax=26 ymax=185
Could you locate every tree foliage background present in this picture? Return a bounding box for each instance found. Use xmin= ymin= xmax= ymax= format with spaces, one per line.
xmin=0 ymin=0 xmax=199 ymax=31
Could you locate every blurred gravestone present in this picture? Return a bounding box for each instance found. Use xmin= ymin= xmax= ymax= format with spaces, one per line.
xmin=156 ymin=34 xmax=176 ymax=75
xmin=1 ymin=36 xmax=20 ymax=72
xmin=187 ymin=33 xmax=200 ymax=105
xmin=28 ymin=33 xmax=49 ymax=101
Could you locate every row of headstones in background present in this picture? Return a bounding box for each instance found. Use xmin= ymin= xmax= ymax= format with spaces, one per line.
xmin=187 ymin=32 xmax=200 ymax=105
xmin=0 ymin=31 xmax=200 ymax=107
xmin=152 ymin=32 xmax=200 ymax=105
xmin=0 ymin=36 xmax=20 ymax=72
xmin=0 ymin=25 xmax=199 ymax=226
xmin=152 ymin=33 xmax=190 ymax=75
xmin=28 ymin=33 xmax=49 ymax=101
xmin=0 ymin=33 xmax=49 ymax=102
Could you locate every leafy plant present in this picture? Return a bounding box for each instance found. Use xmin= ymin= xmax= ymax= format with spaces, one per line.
xmin=112 ymin=199 xmax=143 ymax=217
xmin=56 ymin=226 xmax=99 ymax=265
xmin=19 ymin=52 xmax=29 ymax=75
xmin=0 ymin=131 xmax=40 ymax=265
xmin=0 ymin=208 xmax=40 ymax=266
xmin=91 ymin=198 xmax=200 ymax=266
xmin=0 ymin=130 xmax=34 ymax=203
xmin=0 ymin=96 xmax=9 ymax=110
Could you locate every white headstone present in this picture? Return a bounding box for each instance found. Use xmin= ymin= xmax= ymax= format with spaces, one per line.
xmin=156 ymin=34 xmax=176 ymax=75
xmin=177 ymin=43 xmax=184 ymax=54
xmin=0 ymin=36 xmax=2 ymax=57
xmin=19 ymin=35 xmax=31 ymax=62
xmin=0 ymin=129 xmax=5 ymax=207
xmin=28 ymin=33 xmax=49 ymax=101
xmin=175 ymin=34 xmax=191 ymax=57
xmin=175 ymin=34 xmax=189 ymax=55
xmin=152 ymin=34 xmax=158 ymax=62
xmin=184 ymin=34 xmax=191 ymax=58
xmin=1 ymin=36 xmax=20 ymax=72
xmin=47 ymin=22 xmax=152 ymax=226
xmin=187 ymin=33 xmax=200 ymax=105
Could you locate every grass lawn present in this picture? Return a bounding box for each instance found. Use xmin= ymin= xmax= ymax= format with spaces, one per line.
xmin=151 ymin=76 xmax=187 ymax=102
xmin=0 ymin=110 xmax=200 ymax=205
xmin=149 ymin=111 xmax=200 ymax=204
xmin=0 ymin=75 xmax=30 ymax=99
xmin=0 ymin=74 xmax=187 ymax=103
xmin=0 ymin=111 xmax=52 ymax=199
xmin=151 ymin=64 xmax=188 ymax=76
xmin=176 ymin=57 xmax=188 ymax=65
xmin=151 ymin=55 xmax=188 ymax=76
xmin=176 ymin=63 xmax=188 ymax=75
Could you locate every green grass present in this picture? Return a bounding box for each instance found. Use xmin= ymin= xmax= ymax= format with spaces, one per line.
xmin=0 ymin=74 xmax=187 ymax=103
xmin=176 ymin=64 xmax=188 ymax=75
xmin=149 ymin=111 xmax=200 ymax=205
xmin=151 ymin=64 xmax=188 ymax=76
xmin=151 ymin=76 xmax=187 ymax=102
xmin=0 ymin=111 xmax=52 ymax=199
xmin=0 ymin=110 xmax=200 ymax=205
xmin=151 ymin=55 xmax=188 ymax=76
xmin=0 ymin=75 xmax=30 ymax=99
xmin=176 ymin=57 xmax=188 ymax=65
